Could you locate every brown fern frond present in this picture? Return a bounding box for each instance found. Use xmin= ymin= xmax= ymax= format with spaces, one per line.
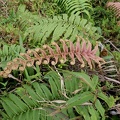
xmin=0 ymin=37 xmax=105 ymax=78
xmin=106 ymin=2 xmax=120 ymax=18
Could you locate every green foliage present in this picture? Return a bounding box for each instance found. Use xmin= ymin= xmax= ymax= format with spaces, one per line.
xmin=16 ymin=5 xmax=39 ymax=31
xmin=0 ymin=44 xmax=25 ymax=69
xmin=91 ymin=0 xmax=108 ymax=7
xmin=112 ymin=51 xmax=120 ymax=70
xmin=0 ymin=70 xmax=115 ymax=120
xmin=39 ymin=2 xmax=61 ymax=17
xmin=1 ymin=4 xmax=100 ymax=47
xmin=91 ymin=1 xmax=120 ymax=42
xmin=24 ymin=13 xmax=101 ymax=45
xmin=52 ymin=0 xmax=93 ymax=18
xmin=1 ymin=5 xmax=100 ymax=46
xmin=113 ymin=51 xmax=120 ymax=63
xmin=0 ymin=0 xmax=119 ymax=119
xmin=17 ymin=0 xmax=61 ymax=17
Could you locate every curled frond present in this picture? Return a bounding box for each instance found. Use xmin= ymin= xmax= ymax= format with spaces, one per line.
xmin=0 ymin=37 xmax=105 ymax=78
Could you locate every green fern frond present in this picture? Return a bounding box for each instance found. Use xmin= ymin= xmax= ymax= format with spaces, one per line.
xmin=0 ymin=70 xmax=114 ymax=120
xmin=24 ymin=14 xmax=101 ymax=45
xmin=52 ymin=0 xmax=93 ymax=18
xmin=0 ymin=83 xmax=69 ymax=120
xmin=0 ymin=71 xmax=80 ymax=120
xmin=0 ymin=44 xmax=25 ymax=69
xmin=11 ymin=5 xmax=100 ymax=45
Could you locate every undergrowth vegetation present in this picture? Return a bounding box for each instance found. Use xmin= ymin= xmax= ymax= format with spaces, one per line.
xmin=0 ymin=0 xmax=120 ymax=120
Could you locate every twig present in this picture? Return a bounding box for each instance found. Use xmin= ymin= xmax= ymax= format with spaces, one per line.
xmin=104 ymin=68 xmax=117 ymax=72
xmin=104 ymin=76 xmax=120 ymax=84
xmin=104 ymin=38 xmax=120 ymax=52
xmin=54 ymin=65 xmax=69 ymax=99
xmin=101 ymin=60 xmax=114 ymax=66
xmin=8 ymin=74 xmax=22 ymax=83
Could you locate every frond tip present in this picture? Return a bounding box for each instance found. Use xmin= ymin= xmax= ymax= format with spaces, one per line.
xmin=0 ymin=37 xmax=105 ymax=78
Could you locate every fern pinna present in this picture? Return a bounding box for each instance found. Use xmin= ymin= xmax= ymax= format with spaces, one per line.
xmin=0 ymin=37 xmax=105 ymax=78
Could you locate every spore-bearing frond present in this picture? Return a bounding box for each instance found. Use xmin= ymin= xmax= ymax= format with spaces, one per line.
xmin=0 ymin=37 xmax=105 ymax=78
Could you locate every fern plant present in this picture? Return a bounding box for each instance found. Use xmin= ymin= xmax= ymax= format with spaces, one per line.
xmin=0 ymin=70 xmax=115 ymax=120
xmin=52 ymin=0 xmax=93 ymax=18
xmin=2 ymin=5 xmax=100 ymax=46
xmin=23 ymin=13 xmax=101 ymax=45
xmin=0 ymin=37 xmax=105 ymax=78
